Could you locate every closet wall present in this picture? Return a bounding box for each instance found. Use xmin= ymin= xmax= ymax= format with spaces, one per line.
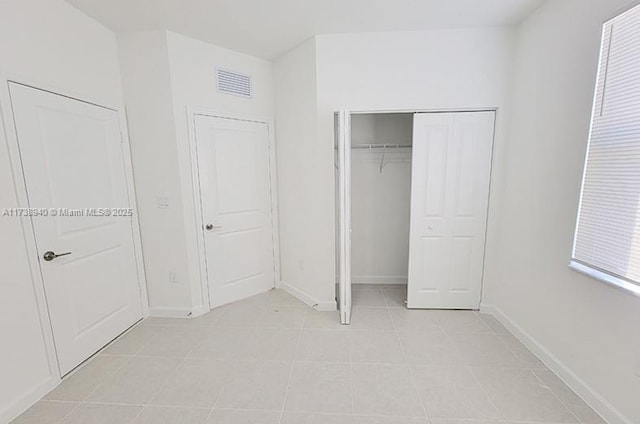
xmin=275 ymin=28 xmax=514 ymax=307
xmin=351 ymin=114 xmax=413 ymax=285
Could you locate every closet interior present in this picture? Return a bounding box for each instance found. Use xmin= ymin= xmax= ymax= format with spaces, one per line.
xmin=350 ymin=113 xmax=413 ymax=307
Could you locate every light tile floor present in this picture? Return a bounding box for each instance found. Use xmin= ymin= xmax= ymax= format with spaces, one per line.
xmin=12 ymin=285 xmax=606 ymax=424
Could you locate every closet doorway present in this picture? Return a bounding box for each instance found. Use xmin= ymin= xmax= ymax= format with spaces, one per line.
xmin=335 ymin=110 xmax=495 ymax=324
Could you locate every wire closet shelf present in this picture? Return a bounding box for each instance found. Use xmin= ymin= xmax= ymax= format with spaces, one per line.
xmin=351 ymin=143 xmax=412 ymax=150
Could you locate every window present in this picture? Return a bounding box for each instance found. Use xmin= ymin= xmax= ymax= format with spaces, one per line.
xmin=571 ymin=4 xmax=640 ymax=296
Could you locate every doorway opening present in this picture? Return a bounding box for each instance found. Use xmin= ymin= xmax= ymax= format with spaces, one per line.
xmin=350 ymin=113 xmax=413 ymax=308
xmin=335 ymin=110 xmax=496 ymax=324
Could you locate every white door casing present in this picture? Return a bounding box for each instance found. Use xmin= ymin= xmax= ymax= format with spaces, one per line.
xmin=407 ymin=111 xmax=495 ymax=309
xmin=9 ymin=83 xmax=143 ymax=375
xmin=194 ymin=115 xmax=276 ymax=308
xmin=335 ymin=111 xmax=352 ymax=324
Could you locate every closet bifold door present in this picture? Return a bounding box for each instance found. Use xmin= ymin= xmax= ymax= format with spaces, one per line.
xmin=407 ymin=111 xmax=495 ymax=309
xmin=335 ymin=110 xmax=352 ymax=324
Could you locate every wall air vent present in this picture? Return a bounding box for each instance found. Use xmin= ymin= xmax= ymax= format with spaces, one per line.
xmin=216 ymin=68 xmax=252 ymax=98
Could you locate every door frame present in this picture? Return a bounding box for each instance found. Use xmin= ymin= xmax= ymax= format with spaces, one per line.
xmin=336 ymin=106 xmax=498 ymax=312
xmin=0 ymin=77 xmax=149 ymax=397
xmin=186 ymin=107 xmax=281 ymax=311
xmin=336 ymin=111 xmax=352 ymax=324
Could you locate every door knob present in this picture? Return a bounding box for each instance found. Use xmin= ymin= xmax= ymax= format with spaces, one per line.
xmin=205 ymin=223 xmax=222 ymax=231
xmin=43 ymin=251 xmax=71 ymax=262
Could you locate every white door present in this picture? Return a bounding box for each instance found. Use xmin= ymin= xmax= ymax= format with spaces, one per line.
xmin=335 ymin=111 xmax=352 ymax=324
xmin=407 ymin=111 xmax=494 ymax=309
xmin=9 ymin=83 xmax=143 ymax=375
xmin=194 ymin=115 xmax=275 ymax=308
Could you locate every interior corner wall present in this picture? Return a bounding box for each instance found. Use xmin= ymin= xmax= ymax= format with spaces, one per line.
xmin=117 ymin=31 xmax=194 ymax=316
xmin=118 ymin=31 xmax=276 ymax=316
xmin=312 ymin=28 xmax=516 ymax=307
xmin=484 ymin=1 xmax=640 ymax=422
xmin=274 ymin=38 xmax=336 ymax=307
xmin=164 ymin=31 xmax=276 ymax=312
xmin=0 ymin=0 xmax=125 ymax=421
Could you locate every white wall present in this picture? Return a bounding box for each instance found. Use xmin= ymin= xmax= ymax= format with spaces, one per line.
xmin=351 ymin=113 xmax=413 ymax=146
xmin=274 ymin=28 xmax=515 ymax=307
xmin=274 ymin=39 xmax=331 ymax=307
xmin=117 ymin=31 xmax=193 ymax=315
xmin=351 ymin=113 xmax=412 ymax=284
xmin=0 ymin=0 xmax=125 ymax=421
xmin=166 ymin=32 xmax=276 ymax=312
xmin=485 ymin=1 xmax=640 ymax=423
xmin=118 ymin=31 xmax=276 ymax=315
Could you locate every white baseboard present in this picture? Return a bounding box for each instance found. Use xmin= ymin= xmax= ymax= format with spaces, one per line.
xmin=352 ymin=275 xmax=407 ymax=285
xmin=148 ymin=306 xmax=199 ymax=318
xmin=280 ymin=281 xmax=337 ymax=311
xmin=480 ymin=303 xmax=632 ymax=424
xmin=1 ymin=376 xmax=59 ymax=423
xmin=315 ymin=301 xmax=337 ymax=311
xmin=189 ymin=304 xmax=209 ymax=318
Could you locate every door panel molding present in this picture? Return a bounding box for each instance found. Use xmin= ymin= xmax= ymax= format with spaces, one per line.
xmin=408 ymin=111 xmax=495 ymax=309
xmin=186 ymin=107 xmax=280 ymax=312
xmin=8 ymin=82 xmax=144 ymax=374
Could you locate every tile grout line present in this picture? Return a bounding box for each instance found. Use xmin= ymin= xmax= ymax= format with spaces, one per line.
xmin=388 ymin=290 xmax=432 ymax=424
xmin=206 ymin=299 xmax=277 ymax=421
xmin=350 ymin=283 xmax=376 ymax=417
xmin=52 ymin=341 xmax=141 ymax=423
xmin=69 ymin=343 xmax=141 ymax=422
xmin=474 ymin=311 xmax=589 ymax=423
xmin=446 ymin=311 xmax=507 ymax=422
xmin=202 ymin=371 xmax=223 ymax=424
xmin=530 ymin=369 xmax=587 ymax=424
xmin=163 ymin=301 xmax=250 ymax=423
xmin=130 ymin=325 xmax=199 ymax=423
xmin=54 ymin=402 xmax=83 ymax=424
xmin=21 ymin=293 xmax=284 ymax=423
xmin=48 ymin=353 xmax=135 ymax=423
xmin=468 ymin=312 xmax=582 ymax=423
xmin=93 ymin=311 xmax=229 ymax=422
xmin=276 ymin=308 xmax=306 ymax=424
xmin=347 ymin=326 xmax=355 ymax=417
xmin=33 ymin=289 xmax=588 ymax=424
xmin=52 ymin=400 xmax=212 ymax=408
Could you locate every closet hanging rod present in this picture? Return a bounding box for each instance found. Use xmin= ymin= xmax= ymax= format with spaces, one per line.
xmin=351 ymin=143 xmax=412 ymax=150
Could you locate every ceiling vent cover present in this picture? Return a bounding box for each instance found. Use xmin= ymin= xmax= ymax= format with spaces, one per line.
xmin=216 ymin=68 xmax=252 ymax=98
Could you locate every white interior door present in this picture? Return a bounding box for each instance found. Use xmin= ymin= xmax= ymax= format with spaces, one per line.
xmin=335 ymin=111 xmax=352 ymax=324
xmin=194 ymin=115 xmax=275 ymax=308
xmin=407 ymin=111 xmax=495 ymax=309
xmin=9 ymin=83 xmax=143 ymax=375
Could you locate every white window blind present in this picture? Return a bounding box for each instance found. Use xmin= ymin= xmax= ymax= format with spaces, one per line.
xmin=572 ymin=4 xmax=640 ymax=293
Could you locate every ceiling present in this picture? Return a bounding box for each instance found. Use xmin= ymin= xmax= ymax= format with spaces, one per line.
xmin=65 ymin=0 xmax=546 ymax=59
